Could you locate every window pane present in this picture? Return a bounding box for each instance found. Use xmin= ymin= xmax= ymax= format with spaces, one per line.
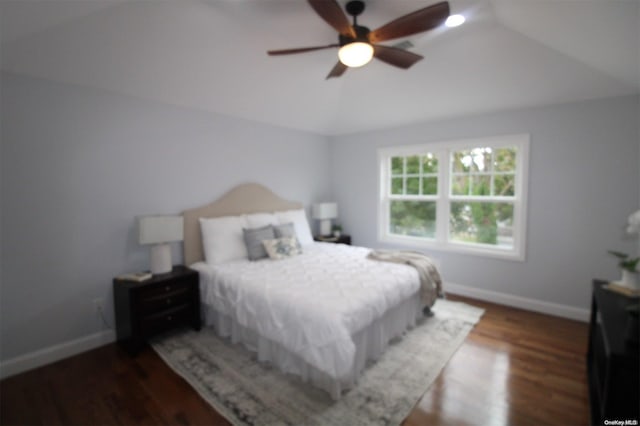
xmin=452 ymin=148 xmax=493 ymax=173
xmin=451 ymin=175 xmax=469 ymax=195
xmin=494 ymin=174 xmax=515 ymax=196
xmin=422 ymin=177 xmax=438 ymax=195
xmin=494 ymin=147 xmax=516 ymax=172
xmin=471 ymin=175 xmax=491 ymax=196
xmin=449 ymin=202 xmax=514 ymax=248
xmin=451 ymin=151 xmax=471 ymax=173
xmin=391 ymin=157 xmax=404 ymax=175
xmin=391 ymin=177 xmax=403 ymax=195
xmin=469 ymin=147 xmax=492 ymax=172
xmin=422 ymin=154 xmax=438 ymax=174
xmin=406 ymin=156 xmax=420 ymax=174
xmin=406 ymin=177 xmax=420 ymax=195
xmin=390 ymin=200 xmax=436 ymax=238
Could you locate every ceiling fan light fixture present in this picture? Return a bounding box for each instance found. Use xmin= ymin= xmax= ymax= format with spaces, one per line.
xmin=338 ymin=42 xmax=374 ymax=67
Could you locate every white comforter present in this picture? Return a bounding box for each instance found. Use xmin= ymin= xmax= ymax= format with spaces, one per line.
xmin=191 ymin=242 xmax=420 ymax=379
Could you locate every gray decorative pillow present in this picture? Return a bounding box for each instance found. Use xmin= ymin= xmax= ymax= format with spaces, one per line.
xmin=262 ymin=237 xmax=302 ymax=260
xmin=274 ymin=222 xmax=302 ymax=250
xmin=243 ymin=225 xmax=275 ymax=261
xmin=274 ymin=222 xmax=295 ymax=238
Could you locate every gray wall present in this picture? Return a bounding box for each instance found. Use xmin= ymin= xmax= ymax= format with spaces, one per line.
xmin=0 ymin=71 xmax=331 ymax=361
xmin=330 ymin=95 xmax=639 ymax=311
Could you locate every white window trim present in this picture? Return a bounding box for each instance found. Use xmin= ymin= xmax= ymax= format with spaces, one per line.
xmin=378 ymin=134 xmax=530 ymax=261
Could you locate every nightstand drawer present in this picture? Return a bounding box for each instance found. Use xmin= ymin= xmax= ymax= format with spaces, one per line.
xmin=140 ymin=304 xmax=191 ymax=335
xmin=138 ymin=279 xmax=192 ymax=299
xmin=138 ymin=285 xmax=191 ymax=313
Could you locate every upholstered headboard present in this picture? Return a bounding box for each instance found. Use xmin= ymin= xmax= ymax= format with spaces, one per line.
xmin=182 ymin=183 xmax=303 ymax=265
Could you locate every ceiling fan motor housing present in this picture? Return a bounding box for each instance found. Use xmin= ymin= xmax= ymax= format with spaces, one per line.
xmin=339 ymin=25 xmax=370 ymax=47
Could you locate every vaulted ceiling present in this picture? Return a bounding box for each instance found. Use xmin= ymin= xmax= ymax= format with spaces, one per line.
xmin=1 ymin=0 xmax=638 ymax=135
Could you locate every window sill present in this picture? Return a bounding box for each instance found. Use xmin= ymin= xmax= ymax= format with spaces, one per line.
xmin=379 ymin=233 xmax=525 ymax=262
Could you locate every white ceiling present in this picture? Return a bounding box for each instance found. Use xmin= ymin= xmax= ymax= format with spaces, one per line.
xmin=1 ymin=0 xmax=638 ymax=136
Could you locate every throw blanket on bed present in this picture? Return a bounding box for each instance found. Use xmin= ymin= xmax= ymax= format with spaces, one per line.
xmin=367 ymin=250 xmax=443 ymax=308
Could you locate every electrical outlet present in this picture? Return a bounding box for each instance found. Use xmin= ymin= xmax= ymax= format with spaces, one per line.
xmin=92 ymin=297 xmax=111 ymax=330
xmin=93 ymin=298 xmax=104 ymax=315
xmin=93 ymin=297 xmax=105 ymax=329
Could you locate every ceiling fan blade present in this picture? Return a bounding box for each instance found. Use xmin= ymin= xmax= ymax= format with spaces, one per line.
xmin=373 ymin=45 xmax=423 ymax=69
xmin=369 ymin=1 xmax=450 ymax=43
xmin=268 ymin=44 xmax=339 ymax=55
xmin=308 ymin=0 xmax=356 ymax=38
xmin=326 ymin=61 xmax=348 ymax=79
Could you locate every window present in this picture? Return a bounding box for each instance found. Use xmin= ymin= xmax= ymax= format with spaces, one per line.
xmin=378 ymin=134 xmax=529 ymax=260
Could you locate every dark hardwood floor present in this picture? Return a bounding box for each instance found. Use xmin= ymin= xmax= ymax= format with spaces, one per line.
xmin=405 ymin=295 xmax=589 ymax=426
xmin=0 ymin=295 xmax=590 ymax=425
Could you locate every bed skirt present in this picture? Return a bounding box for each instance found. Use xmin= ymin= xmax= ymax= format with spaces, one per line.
xmin=201 ymin=293 xmax=422 ymax=400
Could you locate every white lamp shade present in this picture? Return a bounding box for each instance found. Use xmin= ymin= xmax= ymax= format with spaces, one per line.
xmin=312 ymin=203 xmax=338 ymax=220
xmin=138 ymin=215 xmax=184 ymax=245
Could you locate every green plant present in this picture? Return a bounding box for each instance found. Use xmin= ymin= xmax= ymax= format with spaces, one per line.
xmin=608 ymin=250 xmax=639 ymax=272
xmin=332 ymin=224 xmax=342 ymax=232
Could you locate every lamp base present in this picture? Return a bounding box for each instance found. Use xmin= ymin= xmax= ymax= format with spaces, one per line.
xmin=616 ymin=270 xmax=640 ymax=291
xmin=319 ymin=219 xmax=332 ymax=236
xmin=150 ymin=243 xmax=172 ymax=275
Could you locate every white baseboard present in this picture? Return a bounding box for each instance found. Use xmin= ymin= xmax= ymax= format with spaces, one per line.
xmin=0 ymin=329 xmax=116 ymax=380
xmin=445 ymin=282 xmax=590 ymax=322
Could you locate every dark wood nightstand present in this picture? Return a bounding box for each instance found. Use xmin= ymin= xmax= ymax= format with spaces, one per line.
xmin=587 ymin=279 xmax=639 ymax=425
xmin=113 ymin=265 xmax=201 ymax=354
xmin=314 ymin=235 xmax=351 ymax=245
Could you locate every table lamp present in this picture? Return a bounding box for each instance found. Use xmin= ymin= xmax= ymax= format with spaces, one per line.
xmin=138 ymin=215 xmax=184 ymax=274
xmin=312 ymin=202 xmax=338 ymax=236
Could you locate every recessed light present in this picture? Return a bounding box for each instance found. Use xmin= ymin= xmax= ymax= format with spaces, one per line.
xmin=445 ymin=14 xmax=465 ymax=28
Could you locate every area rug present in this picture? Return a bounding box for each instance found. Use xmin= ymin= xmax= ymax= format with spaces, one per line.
xmin=151 ymin=299 xmax=484 ymax=426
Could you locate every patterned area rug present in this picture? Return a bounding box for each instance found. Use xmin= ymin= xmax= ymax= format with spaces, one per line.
xmin=151 ymin=299 xmax=484 ymax=426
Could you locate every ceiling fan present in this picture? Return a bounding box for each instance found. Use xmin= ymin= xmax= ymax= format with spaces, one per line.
xmin=267 ymin=0 xmax=450 ymax=79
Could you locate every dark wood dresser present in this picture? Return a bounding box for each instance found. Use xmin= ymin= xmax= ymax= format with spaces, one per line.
xmin=587 ymin=279 xmax=639 ymax=425
xmin=113 ymin=265 xmax=201 ymax=354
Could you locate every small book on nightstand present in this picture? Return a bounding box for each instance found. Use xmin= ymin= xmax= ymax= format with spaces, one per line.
xmin=115 ymin=271 xmax=152 ymax=282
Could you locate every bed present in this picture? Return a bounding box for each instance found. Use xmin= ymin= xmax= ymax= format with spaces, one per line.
xmin=183 ymin=183 xmax=436 ymax=399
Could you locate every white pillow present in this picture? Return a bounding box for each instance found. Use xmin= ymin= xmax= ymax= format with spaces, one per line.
xmin=275 ymin=209 xmax=314 ymax=246
xmin=199 ymin=215 xmax=249 ymax=264
xmin=245 ymin=212 xmax=278 ymax=229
